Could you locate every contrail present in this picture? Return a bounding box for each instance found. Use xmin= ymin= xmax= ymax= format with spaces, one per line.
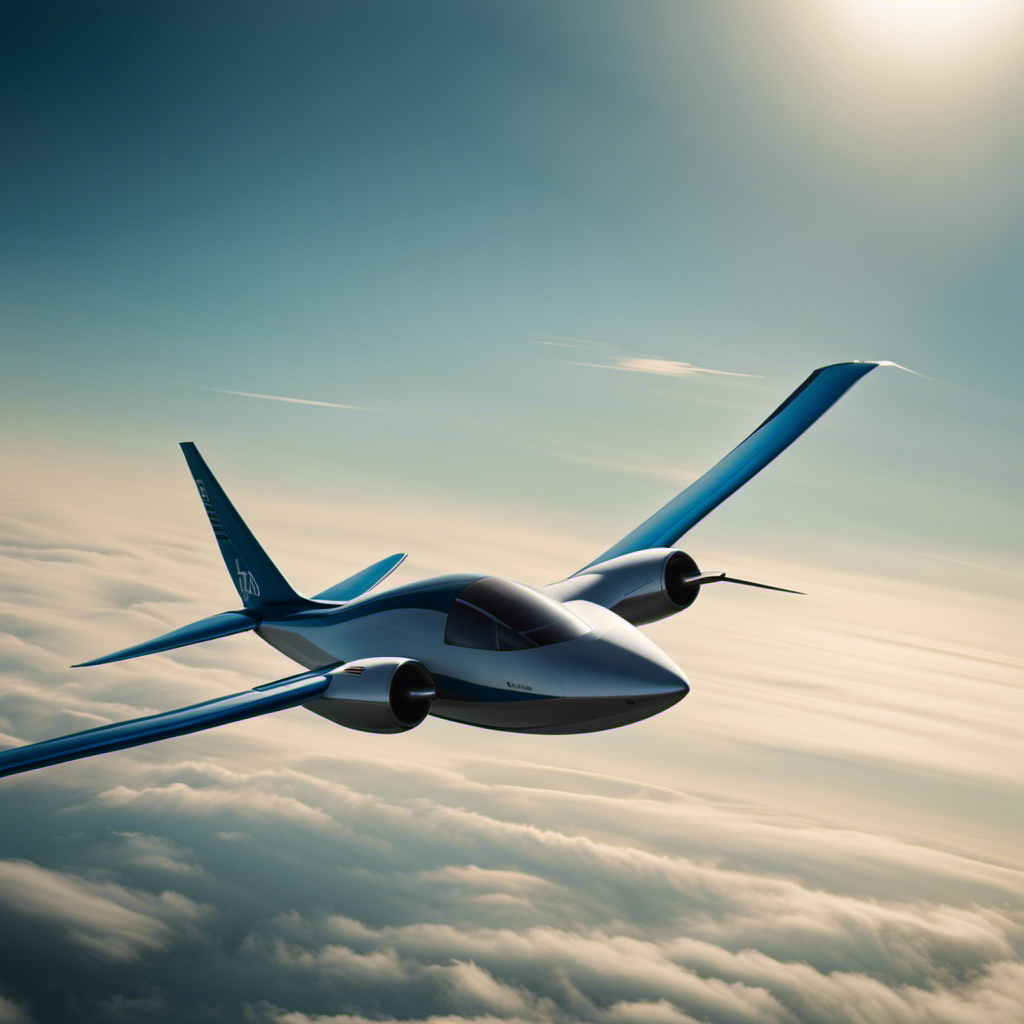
xmin=197 ymin=387 xmax=374 ymax=410
xmin=531 ymin=333 xmax=610 ymax=347
xmin=876 ymin=361 xmax=977 ymax=394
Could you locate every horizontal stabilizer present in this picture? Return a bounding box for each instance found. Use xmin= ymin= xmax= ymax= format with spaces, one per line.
xmin=313 ymin=553 xmax=407 ymax=602
xmin=73 ymin=610 xmax=261 ymax=667
xmin=582 ymin=362 xmax=882 ymax=570
xmin=0 ymin=670 xmax=332 ymax=779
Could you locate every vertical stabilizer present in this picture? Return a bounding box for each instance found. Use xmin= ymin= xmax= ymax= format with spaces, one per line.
xmin=180 ymin=442 xmax=309 ymax=610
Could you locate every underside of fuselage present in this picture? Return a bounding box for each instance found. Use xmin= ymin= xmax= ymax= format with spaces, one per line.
xmin=429 ymin=689 xmax=687 ymax=734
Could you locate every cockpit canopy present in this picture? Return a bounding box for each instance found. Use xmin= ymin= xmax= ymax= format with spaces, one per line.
xmin=444 ymin=577 xmax=592 ymax=652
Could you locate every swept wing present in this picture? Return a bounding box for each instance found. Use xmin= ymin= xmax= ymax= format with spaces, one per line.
xmin=581 ymin=361 xmax=881 ymax=570
xmin=0 ymin=670 xmax=332 ymax=780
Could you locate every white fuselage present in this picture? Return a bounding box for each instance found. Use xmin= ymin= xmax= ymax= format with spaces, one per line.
xmin=255 ymin=575 xmax=690 ymax=734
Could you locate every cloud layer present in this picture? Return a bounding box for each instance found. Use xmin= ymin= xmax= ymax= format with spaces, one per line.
xmin=1 ymin=749 xmax=1021 ymax=1023
xmin=0 ymin=449 xmax=1021 ymax=1023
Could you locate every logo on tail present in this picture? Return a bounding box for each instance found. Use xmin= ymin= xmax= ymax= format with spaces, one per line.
xmin=236 ymin=559 xmax=260 ymax=597
xmin=195 ymin=478 xmax=229 ymax=541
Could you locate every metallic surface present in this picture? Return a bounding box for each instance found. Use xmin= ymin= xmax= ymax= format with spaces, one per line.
xmin=543 ymin=549 xmax=701 ymax=626
xmin=307 ymin=658 xmax=436 ymax=733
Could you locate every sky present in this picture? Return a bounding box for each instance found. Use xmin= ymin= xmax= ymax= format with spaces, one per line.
xmin=1 ymin=2 xmax=1023 ymax=1022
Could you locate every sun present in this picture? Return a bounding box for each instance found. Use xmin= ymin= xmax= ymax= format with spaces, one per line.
xmin=828 ymin=0 xmax=1020 ymax=58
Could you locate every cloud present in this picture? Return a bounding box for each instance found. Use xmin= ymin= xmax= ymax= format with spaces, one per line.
xmin=529 ymin=331 xmax=760 ymax=378
xmin=1 ymin=738 xmax=1022 ymax=1022
xmin=3 ymin=739 xmax=1013 ymax=1023
xmin=0 ymin=859 xmax=209 ymax=961
xmin=0 ymin=994 xmax=33 ymax=1024
xmin=245 ymin=1011 xmax=539 ymax=1024
xmin=240 ymin=906 xmax=1024 ymax=1023
xmin=570 ymin=356 xmax=761 ymax=378
xmin=102 ymin=832 xmax=208 ymax=877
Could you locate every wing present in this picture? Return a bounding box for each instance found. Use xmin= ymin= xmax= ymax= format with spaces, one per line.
xmin=0 ymin=670 xmax=332 ymax=780
xmin=581 ymin=361 xmax=882 ymax=571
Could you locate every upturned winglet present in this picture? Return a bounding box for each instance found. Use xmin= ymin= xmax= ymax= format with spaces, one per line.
xmin=580 ymin=361 xmax=882 ymax=571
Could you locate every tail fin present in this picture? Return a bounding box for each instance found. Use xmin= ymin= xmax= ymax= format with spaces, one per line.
xmin=180 ymin=443 xmax=308 ymax=611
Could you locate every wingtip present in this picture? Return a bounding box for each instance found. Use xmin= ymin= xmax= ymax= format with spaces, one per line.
xmin=818 ymin=359 xmax=882 ymax=371
xmin=823 ymin=359 xmax=914 ymax=374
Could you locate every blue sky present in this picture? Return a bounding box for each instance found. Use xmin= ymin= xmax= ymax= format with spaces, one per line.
xmin=4 ymin=0 xmax=1020 ymax=567
xmin=1 ymin=3 xmax=1023 ymax=1022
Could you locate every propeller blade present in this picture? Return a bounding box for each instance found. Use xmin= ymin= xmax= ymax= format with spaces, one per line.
xmin=682 ymin=572 xmax=804 ymax=595
xmin=721 ymin=575 xmax=804 ymax=595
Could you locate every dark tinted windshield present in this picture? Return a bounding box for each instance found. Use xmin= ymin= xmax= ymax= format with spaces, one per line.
xmin=444 ymin=577 xmax=591 ymax=651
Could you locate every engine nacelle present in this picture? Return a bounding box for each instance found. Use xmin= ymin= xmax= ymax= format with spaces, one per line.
xmin=547 ymin=549 xmax=702 ymax=626
xmin=306 ymin=658 xmax=436 ymax=734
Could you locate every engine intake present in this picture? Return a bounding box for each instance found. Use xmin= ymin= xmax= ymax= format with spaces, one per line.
xmin=307 ymin=658 xmax=436 ymax=733
xmin=609 ymin=550 xmax=701 ymax=625
xmin=545 ymin=548 xmax=704 ymax=626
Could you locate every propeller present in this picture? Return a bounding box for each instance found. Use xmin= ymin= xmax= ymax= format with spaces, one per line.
xmin=681 ymin=571 xmax=804 ymax=595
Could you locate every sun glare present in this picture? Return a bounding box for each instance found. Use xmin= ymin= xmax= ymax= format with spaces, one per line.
xmin=831 ymin=0 xmax=1020 ymax=57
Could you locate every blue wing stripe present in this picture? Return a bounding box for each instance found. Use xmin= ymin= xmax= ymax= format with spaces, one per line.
xmin=0 ymin=671 xmax=331 ymax=780
xmin=581 ymin=362 xmax=880 ymax=570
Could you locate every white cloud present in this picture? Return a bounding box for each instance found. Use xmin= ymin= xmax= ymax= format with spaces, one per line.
xmin=105 ymin=832 xmax=208 ymax=876
xmin=0 ymin=859 xmax=210 ymax=961
xmin=571 ymin=356 xmax=761 ymax=378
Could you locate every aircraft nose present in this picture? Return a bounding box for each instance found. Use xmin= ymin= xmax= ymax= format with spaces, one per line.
xmin=562 ymin=637 xmax=690 ymax=702
xmin=621 ymin=656 xmax=690 ymax=700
